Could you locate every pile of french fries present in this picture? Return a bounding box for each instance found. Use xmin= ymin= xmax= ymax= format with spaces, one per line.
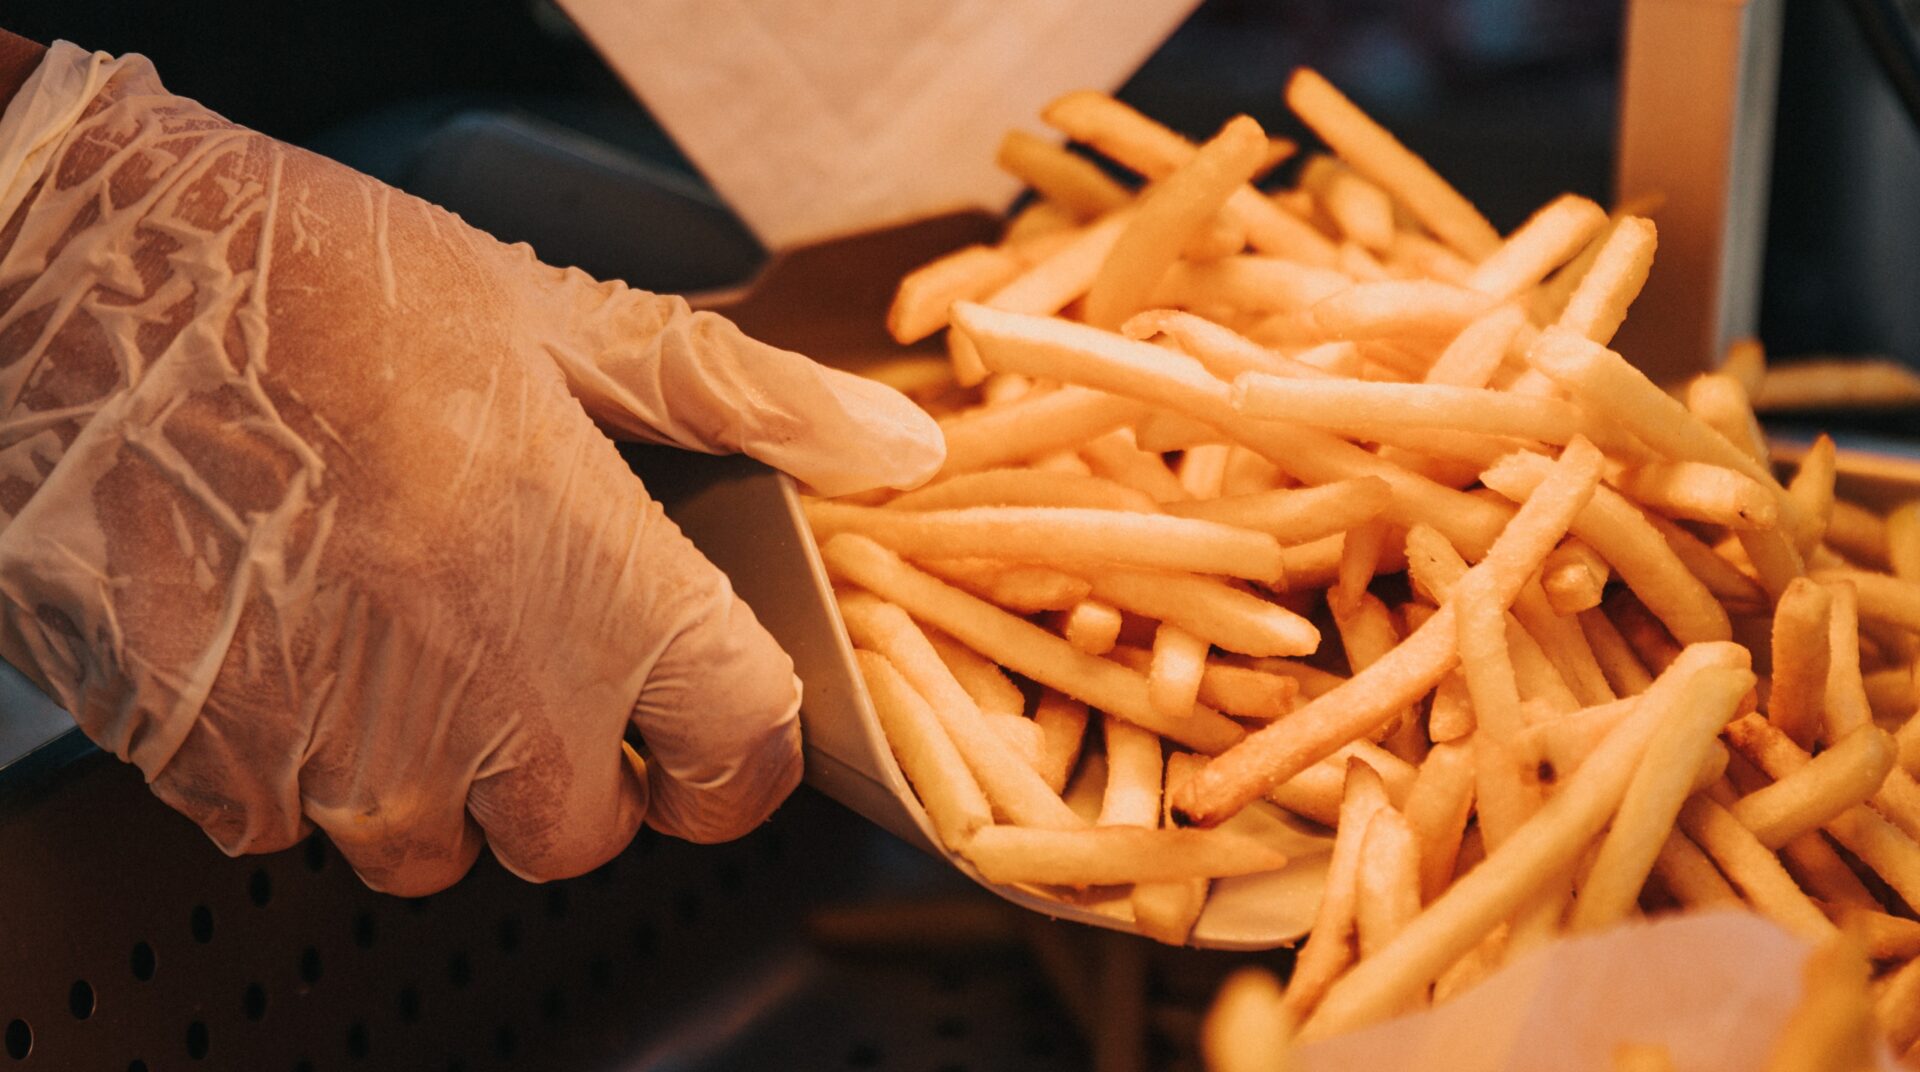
xmin=808 ymin=67 xmax=1920 ymax=1056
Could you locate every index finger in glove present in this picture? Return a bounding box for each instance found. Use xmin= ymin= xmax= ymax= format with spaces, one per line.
xmin=535 ymin=276 xmax=944 ymax=498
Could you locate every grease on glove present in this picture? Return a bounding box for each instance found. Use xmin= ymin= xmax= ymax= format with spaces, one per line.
xmin=0 ymin=42 xmax=942 ymax=894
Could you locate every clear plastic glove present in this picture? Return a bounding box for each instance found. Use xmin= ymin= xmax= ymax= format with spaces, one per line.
xmin=0 ymin=43 xmax=942 ymax=894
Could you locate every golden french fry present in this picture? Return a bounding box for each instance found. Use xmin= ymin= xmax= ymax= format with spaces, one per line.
xmin=1100 ymin=713 xmax=1165 ymax=829
xmin=1309 ymin=280 xmax=1499 ymax=341
xmin=824 ymin=534 xmax=1245 ymax=753
xmin=1680 ymin=795 xmax=1839 ymax=942
xmin=1569 ymin=665 xmax=1751 ymax=930
xmin=1541 ymin=539 xmax=1610 ymax=615
xmin=1299 ymin=154 xmax=1395 ymax=251
xmin=1770 ymin=577 xmax=1835 ymax=749
xmin=839 ymin=592 xmax=1084 ymax=830
xmin=1081 ymin=426 xmax=1191 ymax=502
xmin=1554 ymin=216 xmax=1657 ymax=346
xmin=856 ymin=650 xmax=993 ymax=850
xmin=1125 ymin=307 xmax=1342 ymax=382
xmin=1612 ymin=461 xmax=1779 ymax=530
xmin=927 ymin=629 xmax=1026 ymax=720
xmin=1084 ymin=569 xmax=1318 ymax=657
xmin=1813 ymin=567 xmax=1920 ymax=635
xmin=1466 ymin=194 xmax=1608 ymax=302
xmin=1086 ymin=115 xmax=1270 ymax=329
xmin=1402 ymin=741 xmax=1476 ymax=903
xmin=1823 ymin=581 xmax=1875 ymax=741
xmin=806 ymin=501 xmax=1285 ymax=584
xmin=1613 ymin=1043 xmax=1677 ymax=1072
xmin=1149 ymin=623 xmax=1209 ymax=721
xmin=1280 ymin=760 xmax=1390 ymax=1022
xmin=1153 ymin=256 xmax=1354 ymax=316
xmin=1889 ymin=501 xmax=1920 ymax=582
xmin=1879 ymin=954 xmax=1920 ymax=1055
xmin=1179 ymin=442 xmax=1234 ymax=499
xmin=1788 ymin=435 xmax=1838 ymax=554
xmin=1753 ymin=356 xmax=1920 ymax=412
xmin=1651 ymin=829 xmax=1741 ymax=909
xmin=1354 ymin=807 xmax=1423 ymax=964
xmin=889 ymin=244 xmax=1026 ymax=345
xmin=1826 ymin=905 xmax=1920 ymax=961
xmin=1302 ymin=650 xmax=1752 ymax=1037
xmin=1162 ymin=479 xmax=1392 ymax=546
xmin=1177 ymin=437 xmax=1604 ymax=826
xmin=995 ymin=129 xmax=1133 ymax=220
xmin=917 ymin=557 xmax=1093 ymax=614
xmin=959 ymin=824 xmax=1287 ymax=886
xmin=1033 ymin=690 xmax=1090 ymax=794
xmin=1061 ymin=598 xmax=1123 ymax=655
xmin=1202 ymin=967 xmax=1292 ymax=1072
xmin=1133 ymin=752 xmax=1213 ymax=947
xmin=1232 ymin=374 xmax=1623 ymax=451
xmin=1264 ymin=740 xmax=1417 ymax=826
xmin=888 ymin=468 xmax=1160 ymax=514
xmin=1284 ymin=68 xmax=1500 ymax=260
xmin=937 ymin=385 xmax=1146 ymax=477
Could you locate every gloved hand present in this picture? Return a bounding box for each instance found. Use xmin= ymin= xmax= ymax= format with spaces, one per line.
xmin=0 ymin=42 xmax=942 ymax=894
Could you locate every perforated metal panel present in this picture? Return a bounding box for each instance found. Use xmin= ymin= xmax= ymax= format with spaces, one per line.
xmin=0 ymin=750 xmax=1093 ymax=1072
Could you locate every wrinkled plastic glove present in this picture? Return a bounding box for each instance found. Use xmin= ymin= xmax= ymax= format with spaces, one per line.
xmin=0 ymin=43 xmax=943 ymax=894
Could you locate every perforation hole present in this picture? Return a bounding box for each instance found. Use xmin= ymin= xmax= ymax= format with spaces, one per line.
xmin=494 ymin=1025 xmax=518 ymax=1058
xmin=844 ymin=1042 xmax=881 ymax=1067
xmin=190 ymin=904 xmax=215 ymax=943
xmin=352 ymin=911 xmax=376 ymax=950
xmin=5 ymin=1019 xmax=30 ymax=1059
xmin=129 ymin=942 xmax=157 ymax=981
xmin=294 ymin=1059 xmax=314 ymax=1072
xmin=935 ymin=1015 xmax=969 ymax=1039
xmin=397 ymin=984 xmax=422 ymax=1024
xmin=303 ymin=834 xmax=328 ymax=872
xmin=298 ymin=947 xmax=323 ymax=985
xmin=496 ymin=915 xmax=521 ymax=955
xmin=248 ymin=868 xmax=273 ymax=907
xmin=127 ymin=1061 xmax=149 ymax=1072
xmin=68 ymin=979 xmax=95 ymax=1019
xmin=447 ymin=952 xmax=472 ymax=990
xmin=243 ymin=983 xmax=267 ymax=1022
xmin=544 ymin=887 xmax=570 ymax=920
xmin=347 ymin=1020 xmax=370 ymax=1060
xmin=185 ymin=1020 xmax=209 ymax=1059
xmin=540 ymin=986 xmax=566 ymax=1022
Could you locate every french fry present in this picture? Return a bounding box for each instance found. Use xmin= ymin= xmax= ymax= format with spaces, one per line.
xmin=1062 ymin=599 xmax=1123 ymax=655
xmin=928 ymin=629 xmax=1028 ymax=721
xmin=1299 ymin=154 xmax=1395 ymax=252
xmin=1830 ymin=499 xmax=1892 ymax=571
xmin=1770 ymin=578 xmax=1835 ymax=749
xmin=1826 ymin=905 xmax=1920 ymax=961
xmin=1752 ymin=356 xmax=1920 ymax=412
xmin=1651 ymin=829 xmax=1742 ymax=909
xmin=1280 ymin=760 xmax=1390 ymax=1022
xmin=1678 ymin=794 xmax=1838 ymax=942
xmin=1402 ymin=741 xmax=1477 ymax=903
xmin=1099 ymin=714 xmax=1164 ymax=829
xmin=1302 ymin=650 xmax=1752 ymax=1036
xmin=1263 ymin=740 xmax=1417 ymax=826
xmin=1569 ymin=659 xmax=1748 ymax=930
xmin=1612 ymin=461 xmax=1779 ymax=530
xmin=1465 ymin=194 xmax=1608 ymax=302
xmin=839 ymin=592 xmax=1085 ymax=830
xmin=1308 ymin=280 xmax=1499 ymax=341
xmin=959 ymin=824 xmax=1287 ymax=886
xmin=1132 ymin=751 xmax=1214 ymax=946
xmin=856 ymin=651 xmax=993 ymax=850
xmin=917 ymin=557 xmax=1092 ymax=613
xmin=937 ymin=385 xmax=1146 ymax=476
xmin=1081 ymin=426 xmax=1191 ymax=502
xmin=1202 ymin=967 xmax=1292 ymax=1072
xmin=1542 ymin=538 xmax=1611 ymax=615
xmin=1553 ymin=216 xmax=1657 ymax=346
xmin=1788 ymin=435 xmax=1838 ymax=554
xmin=1086 ymin=115 xmax=1271 ymax=329
xmin=1284 ymin=68 xmax=1500 ymax=260
xmin=995 ymin=129 xmax=1133 ymax=220
xmin=1083 ymin=569 xmax=1318 ymax=656
xmin=1823 ymin=581 xmax=1875 ymax=741
xmin=888 ymin=468 xmax=1161 ymax=513
xmin=1162 ymin=479 xmax=1393 ymax=546
xmin=824 ymin=534 xmax=1245 ymax=753
xmin=1890 ymin=501 xmax=1920 ymax=581
xmin=1153 ymin=256 xmax=1354 ymax=316
xmin=1125 ymin=308 xmax=1341 ymax=382
xmin=889 ymin=244 xmax=1026 ymax=344
xmin=805 ymin=501 xmax=1285 ymax=584
xmin=1179 ymin=442 xmax=1234 ymax=499
xmin=1033 ymin=690 xmax=1090 ymax=794
xmin=1232 ymin=374 xmax=1623 ymax=450
xmin=1614 ymin=1043 xmax=1677 ymax=1072
xmin=1732 ymin=725 xmax=1898 ymax=849
xmin=1353 ymin=807 xmax=1423 ymax=964
xmin=1177 ymin=437 xmax=1603 ymax=826
xmin=1813 ymin=567 xmax=1920 ymax=634
xmin=1149 ymin=624 xmax=1210 ymax=721
xmin=1879 ymin=954 xmax=1920 ymax=1055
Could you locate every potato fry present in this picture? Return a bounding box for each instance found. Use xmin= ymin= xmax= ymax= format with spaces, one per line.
xmin=1614 ymin=1043 xmax=1677 ymax=1072
xmin=1827 ymin=905 xmax=1920 ymax=961
xmin=1202 ymin=967 xmax=1291 ymax=1072
xmin=1281 ymin=760 xmax=1390 ymax=1022
xmin=1879 ymin=954 xmax=1920 ymax=1055
xmin=1125 ymin=308 xmax=1341 ymax=382
xmin=1612 ymin=461 xmax=1779 ymax=530
xmin=1554 ymin=216 xmax=1657 ymax=346
xmin=1179 ymin=442 xmax=1234 ymax=499
xmin=806 ymin=501 xmax=1285 ymax=584
xmin=1823 ymin=581 xmax=1875 ymax=741
xmin=1569 ymin=664 xmax=1752 ymax=930
xmin=1162 ymin=479 xmax=1393 ymax=546
xmin=1178 ymin=437 xmax=1604 ymax=825
xmin=917 ymin=557 xmax=1092 ymax=614
xmin=927 ymin=629 xmax=1026 ymax=720
xmin=1084 ymin=569 xmax=1318 ymax=656
xmin=960 ymin=824 xmax=1287 ymax=886
xmin=1299 ymin=154 xmax=1395 ymax=251
xmin=1232 ymin=374 xmax=1623 ymax=450
xmin=995 ymin=129 xmax=1133 ymax=220
xmin=1086 ymin=115 xmax=1270 ymax=329
xmin=1830 ymin=499 xmax=1892 ymax=571
xmin=1303 ymin=650 xmax=1752 ymax=1036
xmin=856 ymin=650 xmax=993 ymax=850
xmin=938 ymin=385 xmax=1147 ymax=477
xmin=1889 ymin=501 xmax=1920 ymax=582
xmin=1651 ymin=829 xmax=1742 ymax=909
xmin=1403 ymin=741 xmax=1477 ymax=903
xmin=1149 ymin=623 xmax=1210 ymax=721
xmin=1679 ymin=794 xmax=1838 ymax=942
xmin=1813 ymin=567 xmax=1920 ymax=634
xmin=1541 ymin=539 xmax=1610 ymax=615
xmin=1752 ymin=356 xmax=1920 ymax=412
xmin=1100 ymin=714 xmax=1165 ymax=829
xmin=839 ymin=592 xmax=1084 ymax=830
xmin=1285 ymin=68 xmax=1500 ymax=259
xmin=1154 ymin=254 xmax=1354 ymax=317
xmin=889 ymin=244 xmax=1026 ymax=345
xmin=1062 ymin=599 xmax=1123 ymax=655
xmin=1081 ymin=426 xmax=1191 ymax=502
xmin=1133 ymin=752 xmax=1214 ymax=947
xmin=1770 ymin=578 xmax=1835 ymax=749
xmin=1354 ymin=808 xmax=1423 ymax=963
xmin=1033 ymin=690 xmax=1090 ymax=794
xmin=1309 ymin=280 xmax=1499 ymax=341
xmin=1788 ymin=435 xmax=1838 ymax=554
xmin=1466 ymin=194 xmax=1608 ymax=302
xmin=888 ymin=468 xmax=1160 ymax=513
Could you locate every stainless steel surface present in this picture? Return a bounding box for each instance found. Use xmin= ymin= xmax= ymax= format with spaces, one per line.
xmin=1613 ymin=0 xmax=1784 ymax=382
xmin=0 ymin=660 xmax=76 ymax=779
